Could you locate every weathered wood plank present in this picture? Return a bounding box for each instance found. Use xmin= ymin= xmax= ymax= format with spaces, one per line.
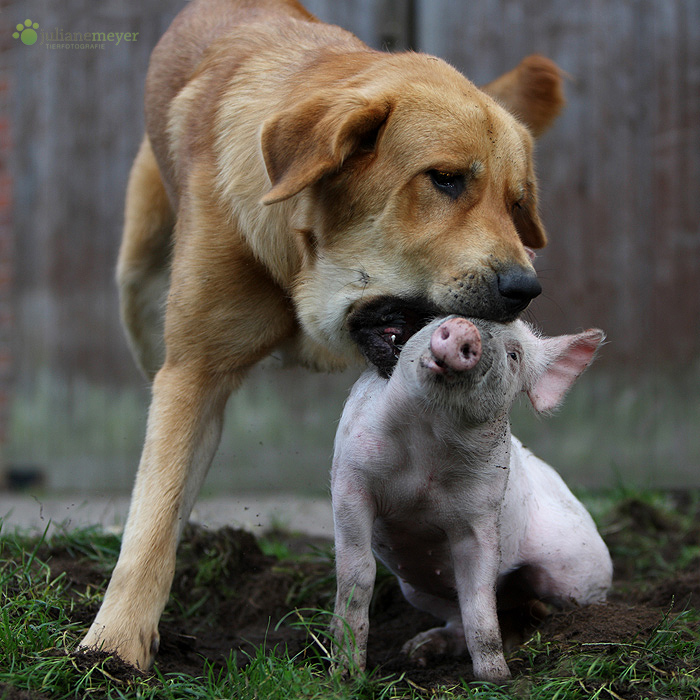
xmin=417 ymin=0 xmax=700 ymax=365
xmin=5 ymin=0 xmax=700 ymax=488
xmin=304 ymin=0 xmax=415 ymax=50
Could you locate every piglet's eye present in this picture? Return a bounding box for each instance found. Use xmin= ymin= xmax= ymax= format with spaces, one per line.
xmin=508 ymin=351 xmax=519 ymax=362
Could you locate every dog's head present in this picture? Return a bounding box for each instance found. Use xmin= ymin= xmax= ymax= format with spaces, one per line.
xmin=261 ymin=53 xmax=564 ymax=375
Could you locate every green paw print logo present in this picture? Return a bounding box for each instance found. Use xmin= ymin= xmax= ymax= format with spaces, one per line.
xmin=13 ymin=19 xmax=39 ymax=46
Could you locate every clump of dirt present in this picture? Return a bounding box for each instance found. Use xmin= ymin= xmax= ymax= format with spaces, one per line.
xmin=157 ymin=525 xmax=338 ymax=676
xmin=0 ymin=683 xmax=52 ymax=700
xmin=640 ymin=560 xmax=700 ymax=611
xmin=601 ymin=492 xmax=700 ymax=584
xmin=44 ymin=492 xmax=700 ymax=689
xmin=61 ymin=647 xmax=149 ymax=682
xmin=540 ymin=602 xmax=663 ymax=644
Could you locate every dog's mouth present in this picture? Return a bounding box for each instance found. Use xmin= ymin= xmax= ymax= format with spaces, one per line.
xmin=347 ymin=296 xmax=441 ymax=377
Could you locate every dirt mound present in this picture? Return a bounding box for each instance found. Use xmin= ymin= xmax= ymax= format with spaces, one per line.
xmin=48 ymin=493 xmax=699 ymax=687
xmin=640 ymin=561 xmax=700 ymax=611
xmin=541 ymin=602 xmax=663 ymax=644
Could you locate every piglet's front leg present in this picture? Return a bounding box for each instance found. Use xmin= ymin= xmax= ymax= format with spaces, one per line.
xmin=331 ymin=486 xmax=376 ymax=674
xmin=451 ymin=524 xmax=511 ymax=683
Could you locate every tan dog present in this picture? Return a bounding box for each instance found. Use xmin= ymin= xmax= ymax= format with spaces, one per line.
xmin=79 ymin=0 xmax=564 ymax=669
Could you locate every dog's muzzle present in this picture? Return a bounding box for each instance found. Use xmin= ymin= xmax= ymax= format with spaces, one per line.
xmin=348 ymin=266 xmax=541 ymax=376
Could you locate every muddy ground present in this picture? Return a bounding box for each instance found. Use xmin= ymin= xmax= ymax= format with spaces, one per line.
xmin=33 ymin=492 xmax=700 ymax=690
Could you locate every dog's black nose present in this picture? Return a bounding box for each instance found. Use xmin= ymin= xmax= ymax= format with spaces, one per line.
xmin=497 ymin=266 xmax=542 ymax=312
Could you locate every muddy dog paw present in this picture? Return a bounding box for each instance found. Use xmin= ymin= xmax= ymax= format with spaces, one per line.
xmin=78 ymin=611 xmax=160 ymax=670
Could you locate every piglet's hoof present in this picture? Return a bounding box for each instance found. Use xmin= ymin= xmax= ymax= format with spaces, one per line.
xmin=401 ymin=625 xmax=467 ymax=666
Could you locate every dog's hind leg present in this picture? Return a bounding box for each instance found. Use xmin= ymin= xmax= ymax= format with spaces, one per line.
xmin=117 ymin=136 xmax=175 ymax=380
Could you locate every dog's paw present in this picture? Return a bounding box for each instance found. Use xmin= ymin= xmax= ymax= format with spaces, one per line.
xmin=78 ymin=618 xmax=159 ymax=670
xmin=401 ymin=625 xmax=467 ymax=666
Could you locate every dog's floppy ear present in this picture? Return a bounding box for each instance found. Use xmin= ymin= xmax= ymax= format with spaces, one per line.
xmin=260 ymin=93 xmax=391 ymax=204
xmin=482 ymin=54 xmax=565 ymax=137
xmin=514 ymin=179 xmax=547 ymax=249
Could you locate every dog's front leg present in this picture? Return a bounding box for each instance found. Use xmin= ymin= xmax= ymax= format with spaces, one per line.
xmin=78 ymin=363 xmax=237 ymax=669
xmin=450 ymin=520 xmax=510 ymax=683
xmin=331 ymin=483 xmax=376 ymax=675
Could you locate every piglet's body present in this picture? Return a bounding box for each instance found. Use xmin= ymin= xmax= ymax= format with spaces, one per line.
xmin=331 ymin=317 xmax=612 ymax=683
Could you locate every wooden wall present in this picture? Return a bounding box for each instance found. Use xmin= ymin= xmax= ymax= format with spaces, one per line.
xmin=3 ymin=0 xmax=699 ymax=489
xmin=7 ymin=0 xmax=700 ymax=387
xmin=309 ymin=0 xmax=700 ymax=366
xmin=8 ymin=0 xmax=185 ymax=387
xmin=416 ymin=0 xmax=700 ymax=367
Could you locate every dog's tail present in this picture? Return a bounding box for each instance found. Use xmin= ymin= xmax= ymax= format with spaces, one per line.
xmin=117 ymin=135 xmax=175 ymax=380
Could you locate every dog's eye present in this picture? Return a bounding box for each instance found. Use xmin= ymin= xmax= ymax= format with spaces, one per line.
xmin=428 ymin=170 xmax=466 ymax=200
xmin=512 ymin=197 xmax=531 ymax=219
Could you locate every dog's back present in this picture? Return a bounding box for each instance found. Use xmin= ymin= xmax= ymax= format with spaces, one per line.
xmin=144 ymin=0 xmax=359 ymax=202
xmin=118 ymin=0 xmax=363 ymax=377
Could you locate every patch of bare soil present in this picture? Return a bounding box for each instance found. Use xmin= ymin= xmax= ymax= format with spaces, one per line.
xmin=0 ymin=683 xmax=52 ymax=700
xmin=45 ymin=493 xmax=700 ymax=689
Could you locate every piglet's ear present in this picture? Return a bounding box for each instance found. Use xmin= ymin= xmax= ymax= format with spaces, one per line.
xmin=528 ymin=329 xmax=605 ymax=413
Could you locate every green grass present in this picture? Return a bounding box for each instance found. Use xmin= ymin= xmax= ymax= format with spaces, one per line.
xmin=506 ymin=613 xmax=700 ymax=700
xmin=1 ymin=490 xmax=699 ymax=699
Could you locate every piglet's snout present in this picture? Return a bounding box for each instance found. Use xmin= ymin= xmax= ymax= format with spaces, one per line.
xmin=429 ymin=318 xmax=482 ymax=372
